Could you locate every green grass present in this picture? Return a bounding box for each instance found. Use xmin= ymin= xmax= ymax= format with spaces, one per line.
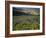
xmin=13 ymin=15 xmax=40 ymax=31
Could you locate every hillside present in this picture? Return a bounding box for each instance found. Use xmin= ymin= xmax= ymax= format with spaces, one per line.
xmin=13 ymin=15 xmax=40 ymax=31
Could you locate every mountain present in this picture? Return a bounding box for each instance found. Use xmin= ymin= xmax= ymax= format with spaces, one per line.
xmin=13 ymin=7 xmax=40 ymax=16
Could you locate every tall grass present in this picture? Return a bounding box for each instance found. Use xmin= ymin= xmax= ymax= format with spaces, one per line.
xmin=13 ymin=15 xmax=40 ymax=31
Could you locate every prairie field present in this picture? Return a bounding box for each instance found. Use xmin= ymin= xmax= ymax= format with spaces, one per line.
xmin=13 ymin=15 xmax=40 ymax=31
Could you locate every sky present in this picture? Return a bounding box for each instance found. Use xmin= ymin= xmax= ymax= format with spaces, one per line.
xmin=13 ymin=7 xmax=40 ymax=12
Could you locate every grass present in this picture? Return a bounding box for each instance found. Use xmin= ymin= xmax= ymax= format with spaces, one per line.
xmin=13 ymin=15 xmax=40 ymax=31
